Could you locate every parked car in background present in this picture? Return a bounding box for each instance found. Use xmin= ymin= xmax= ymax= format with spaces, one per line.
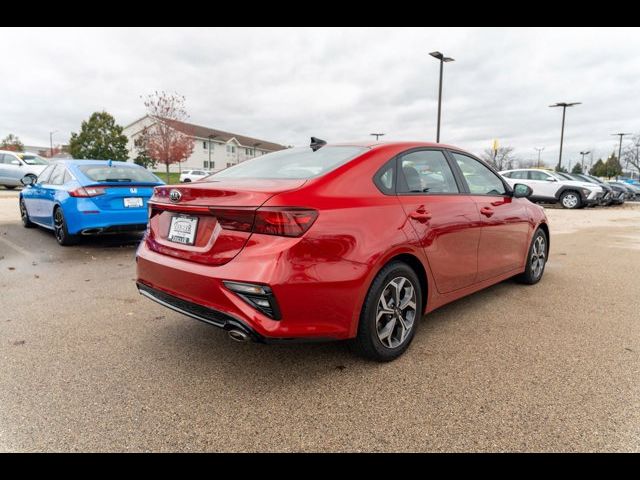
xmin=609 ymin=180 xmax=638 ymax=200
xmin=19 ymin=160 xmax=164 ymax=246
xmin=0 ymin=150 xmax=49 ymax=189
xmin=137 ymin=141 xmax=549 ymax=361
xmin=180 ymin=170 xmax=212 ymax=182
xmin=557 ymin=172 xmax=615 ymax=206
xmin=500 ymin=168 xmax=603 ymax=209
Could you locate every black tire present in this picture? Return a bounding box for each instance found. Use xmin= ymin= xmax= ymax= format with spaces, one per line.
xmin=4 ymin=185 xmax=17 ymax=190
xmin=516 ymin=228 xmax=548 ymax=285
xmin=53 ymin=207 xmax=79 ymax=246
xmin=19 ymin=198 xmax=35 ymax=228
xmin=559 ymin=190 xmax=582 ymax=209
xmin=352 ymin=261 xmax=423 ymax=362
xmin=183 ymin=178 xmax=191 ymax=182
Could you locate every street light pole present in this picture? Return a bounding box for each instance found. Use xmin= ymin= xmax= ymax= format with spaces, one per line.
xmin=579 ymin=150 xmax=590 ymax=172
xmin=49 ymin=130 xmax=57 ymax=157
xmin=370 ymin=133 xmax=385 ymax=141
xmin=429 ymin=51 xmax=454 ymax=143
xmin=611 ymin=133 xmax=632 ymax=177
xmin=534 ymin=147 xmax=545 ymax=168
xmin=549 ymin=102 xmax=581 ymax=171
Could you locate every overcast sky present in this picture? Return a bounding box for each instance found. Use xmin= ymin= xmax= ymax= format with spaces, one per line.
xmin=2 ymin=27 xmax=639 ymax=168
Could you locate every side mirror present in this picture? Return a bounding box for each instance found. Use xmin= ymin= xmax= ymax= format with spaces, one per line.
xmin=545 ymin=177 xmax=556 ymax=182
xmin=11 ymin=160 xmax=21 ymax=166
xmin=513 ymin=183 xmax=533 ymax=198
xmin=20 ymin=175 xmax=35 ymax=186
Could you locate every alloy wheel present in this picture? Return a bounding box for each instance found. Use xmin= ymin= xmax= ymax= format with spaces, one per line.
xmin=375 ymin=276 xmax=417 ymax=349
xmin=562 ymin=193 xmax=578 ymax=208
xmin=531 ymin=235 xmax=546 ymax=279
xmin=54 ymin=209 xmax=64 ymax=242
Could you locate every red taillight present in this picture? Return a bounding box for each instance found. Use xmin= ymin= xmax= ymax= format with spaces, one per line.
xmin=69 ymin=186 xmax=106 ymax=197
xmin=207 ymin=207 xmax=318 ymax=237
xmin=254 ymin=208 xmax=318 ymax=237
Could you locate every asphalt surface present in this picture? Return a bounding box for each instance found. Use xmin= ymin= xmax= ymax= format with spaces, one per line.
xmin=1 ymin=188 xmax=639 ymax=452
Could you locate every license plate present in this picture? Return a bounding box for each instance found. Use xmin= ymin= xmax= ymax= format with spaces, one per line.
xmin=124 ymin=197 xmax=143 ymax=208
xmin=168 ymin=215 xmax=198 ymax=245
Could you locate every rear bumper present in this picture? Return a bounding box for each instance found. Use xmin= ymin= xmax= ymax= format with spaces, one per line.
xmin=65 ymin=198 xmax=149 ymax=235
xmin=135 ymin=240 xmax=369 ymax=340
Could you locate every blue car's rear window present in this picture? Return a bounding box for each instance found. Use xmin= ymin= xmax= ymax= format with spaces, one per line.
xmin=78 ymin=165 xmax=159 ymax=183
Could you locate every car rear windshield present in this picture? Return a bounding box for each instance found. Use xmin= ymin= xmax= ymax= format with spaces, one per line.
xmin=212 ymin=146 xmax=368 ymax=179
xmin=78 ymin=165 xmax=160 ymax=183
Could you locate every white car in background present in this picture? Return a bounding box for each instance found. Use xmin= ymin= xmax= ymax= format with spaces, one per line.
xmin=500 ymin=168 xmax=603 ymax=209
xmin=179 ymin=169 xmax=212 ymax=183
xmin=0 ymin=151 xmax=50 ymax=189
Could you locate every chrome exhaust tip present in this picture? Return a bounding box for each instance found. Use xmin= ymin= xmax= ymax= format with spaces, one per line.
xmin=228 ymin=329 xmax=250 ymax=343
xmin=81 ymin=228 xmax=103 ymax=235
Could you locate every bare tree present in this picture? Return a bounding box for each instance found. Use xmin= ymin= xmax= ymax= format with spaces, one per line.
xmin=138 ymin=91 xmax=195 ymax=181
xmin=480 ymin=146 xmax=519 ymax=171
xmin=621 ymin=133 xmax=640 ymax=177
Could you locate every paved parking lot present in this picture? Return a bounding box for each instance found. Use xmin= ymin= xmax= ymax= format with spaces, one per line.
xmin=1 ymin=188 xmax=639 ymax=452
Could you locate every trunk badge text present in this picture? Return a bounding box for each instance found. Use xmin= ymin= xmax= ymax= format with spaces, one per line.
xmin=169 ymin=189 xmax=182 ymax=203
xmin=130 ymin=188 xmax=137 ymax=194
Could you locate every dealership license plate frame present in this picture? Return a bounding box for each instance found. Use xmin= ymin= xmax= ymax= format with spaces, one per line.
xmin=124 ymin=197 xmax=144 ymax=208
xmin=168 ymin=214 xmax=199 ymax=245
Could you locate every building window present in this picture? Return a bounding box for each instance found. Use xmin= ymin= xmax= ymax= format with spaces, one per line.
xmin=226 ymin=145 xmax=236 ymax=154
xmin=203 ymin=141 xmax=207 ymax=149
xmin=227 ymin=162 xmax=233 ymax=168
xmin=245 ymin=148 xmax=254 ymax=155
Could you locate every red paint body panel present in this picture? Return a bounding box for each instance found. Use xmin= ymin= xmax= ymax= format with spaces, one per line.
xmin=136 ymin=142 xmax=548 ymax=340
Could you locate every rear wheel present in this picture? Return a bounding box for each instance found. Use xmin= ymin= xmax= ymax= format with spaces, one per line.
xmin=53 ymin=207 xmax=79 ymax=246
xmin=517 ymin=228 xmax=547 ymax=285
xmin=183 ymin=178 xmax=192 ymax=182
xmin=560 ymin=190 xmax=582 ymax=209
xmin=19 ymin=198 xmax=35 ymax=228
xmin=4 ymin=185 xmax=17 ymax=190
xmin=352 ymin=261 xmax=422 ymax=362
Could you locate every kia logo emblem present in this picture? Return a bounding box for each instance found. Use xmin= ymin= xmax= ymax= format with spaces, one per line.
xmin=169 ymin=189 xmax=182 ymax=202
xmin=130 ymin=187 xmax=137 ymax=194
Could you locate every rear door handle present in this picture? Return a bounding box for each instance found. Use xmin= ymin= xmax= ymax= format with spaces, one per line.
xmin=409 ymin=208 xmax=432 ymax=223
xmin=480 ymin=207 xmax=494 ymax=217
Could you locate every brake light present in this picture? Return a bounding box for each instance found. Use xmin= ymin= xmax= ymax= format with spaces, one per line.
xmin=69 ymin=186 xmax=106 ymax=197
xmin=208 ymin=207 xmax=318 ymax=237
xmin=254 ymin=208 xmax=318 ymax=237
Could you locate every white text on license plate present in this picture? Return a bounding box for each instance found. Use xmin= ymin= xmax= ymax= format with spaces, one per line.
xmin=168 ymin=215 xmax=198 ymax=245
xmin=124 ymin=197 xmax=143 ymax=208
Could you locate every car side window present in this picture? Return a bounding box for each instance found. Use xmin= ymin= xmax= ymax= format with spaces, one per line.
xmin=510 ymin=170 xmax=528 ymax=180
xmin=0 ymin=154 xmax=8 ymax=164
xmin=46 ymin=165 xmax=65 ymax=185
xmin=37 ymin=164 xmax=56 ymax=184
xmin=397 ymin=150 xmax=459 ymax=194
xmin=63 ymin=169 xmax=73 ymax=184
xmin=1 ymin=154 xmax=17 ymax=164
xmin=373 ymin=158 xmax=395 ymax=195
xmin=451 ymin=152 xmax=507 ymax=196
xmin=528 ymin=171 xmax=551 ymax=181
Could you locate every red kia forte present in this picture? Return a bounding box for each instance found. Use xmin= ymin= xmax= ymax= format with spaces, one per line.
xmin=136 ymin=140 xmax=549 ymax=361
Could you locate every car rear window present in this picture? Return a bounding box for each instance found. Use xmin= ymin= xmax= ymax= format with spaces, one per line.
xmin=78 ymin=165 xmax=160 ymax=183
xmin=212 ymin=146 xmax=368 ymax=179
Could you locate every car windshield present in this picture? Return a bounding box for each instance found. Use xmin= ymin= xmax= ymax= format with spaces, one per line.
xmin=212 ymin=146 xmax=368 ymax=179
xmin=18 ymin=154 xmax=49 ymax=165
xmin=556 ymin=172 xmax=574 ymax=181
xmin=78 ymin=165 xmax=160 ymax=183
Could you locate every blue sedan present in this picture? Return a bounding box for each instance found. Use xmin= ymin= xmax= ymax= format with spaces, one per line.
xmin=19 ymin=160 xmax=164 ymax=245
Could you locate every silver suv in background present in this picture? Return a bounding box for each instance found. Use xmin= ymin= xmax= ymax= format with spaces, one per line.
xmin=0 ymin=151 xmax=50 ymax=189
xmin=500 ymin=168 xmax=603 ymax=209
xmin=179 ymin=169 xmax=212 ymax=183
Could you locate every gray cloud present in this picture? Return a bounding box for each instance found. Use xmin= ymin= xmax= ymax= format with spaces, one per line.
xmin=1 ymin=27 xmax=639 ymax=168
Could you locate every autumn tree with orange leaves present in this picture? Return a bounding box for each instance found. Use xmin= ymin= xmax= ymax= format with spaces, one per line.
xmin=138 ymin=91 xmax=195 ymax=182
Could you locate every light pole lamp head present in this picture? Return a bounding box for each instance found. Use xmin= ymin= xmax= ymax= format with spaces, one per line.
xmin=549 ymin=102 xmax=581 ymax=108
xmin=429 ymin=51 xmax=454 ymax=62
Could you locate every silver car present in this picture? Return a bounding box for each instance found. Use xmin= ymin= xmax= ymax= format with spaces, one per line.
xmin=0 ymin=150 xmax=49 ymax=189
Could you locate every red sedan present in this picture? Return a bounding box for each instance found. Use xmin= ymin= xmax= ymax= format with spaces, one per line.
xmin=136 ymin=140 xmax=549 ymax=361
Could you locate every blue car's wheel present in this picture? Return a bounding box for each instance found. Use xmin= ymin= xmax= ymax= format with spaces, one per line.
xmin=20 ymin=199 xmax=35 ymax=228
xmin=53 ymin=207 xmax=78 ymax=246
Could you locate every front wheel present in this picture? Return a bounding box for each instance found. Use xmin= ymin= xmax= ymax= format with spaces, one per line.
xmin=3 ymin=185 xmax=17 ymax=190
xmin=352 ymin=261 xmax=422 ymax=362
xmin=53 ymin=207 xmax=79 ymax=246
xmin=516 ymin=228 xmax=548 ymax=285
xmin=560 ymin=190 xmax=582 ymax=209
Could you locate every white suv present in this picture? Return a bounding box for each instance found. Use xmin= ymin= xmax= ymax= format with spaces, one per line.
xmin=179 ymin=169 xmax=212 ymax=183
xmin=500 ymin=168 xmax=603 ymax=209
xmin=0 ymin=151 xmax=50 ymax=189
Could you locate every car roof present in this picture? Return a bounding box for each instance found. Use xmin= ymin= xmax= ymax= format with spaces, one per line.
xmin=328 ymin=140 xmax=463 ymax=151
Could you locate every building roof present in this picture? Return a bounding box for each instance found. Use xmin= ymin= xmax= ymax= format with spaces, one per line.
xmin=139 ymin=116 xmax=288 ymax=152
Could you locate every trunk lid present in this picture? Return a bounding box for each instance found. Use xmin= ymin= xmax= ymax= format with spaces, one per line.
xmin=146 ymin=178 xmax=306 ymax=265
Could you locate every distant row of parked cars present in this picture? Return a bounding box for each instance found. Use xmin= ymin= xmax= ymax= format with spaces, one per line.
xmin=500 ymin=168 xmax=640 ymax=209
